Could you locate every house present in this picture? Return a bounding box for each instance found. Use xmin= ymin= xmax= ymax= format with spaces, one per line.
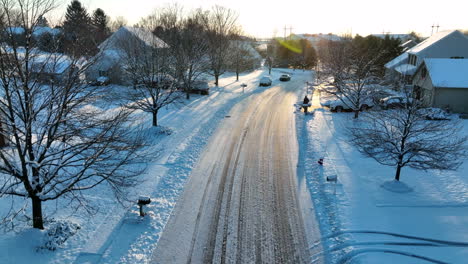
xmin=227 ymin=40 xmax=262 ymax=71
xmin=413 ymin=58 xmax=468 ymax=113
xmin=86 ymin=26 xmax=168 ymax=85
xmin=385 ymin=30 xmax=468 ymax=84
xmin=29 ymin=53 xmax=78 ymax=83
xmin=294 ymin=33 xmax=342 ymax=49
xmin=370 ymin=33 xmax=415 ymax=42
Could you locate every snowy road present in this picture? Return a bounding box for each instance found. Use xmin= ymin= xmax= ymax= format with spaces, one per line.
xmin=152 ymin=77 xmax=316 ymax=263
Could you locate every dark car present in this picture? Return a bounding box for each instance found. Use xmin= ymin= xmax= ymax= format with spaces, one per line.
xmin=279 ymin=74 xmax=291 ymax=81
xmin=190 ymin=80 xmax=210 ymax=95
xmin=89 ymin=76 xmax=110 ymax=86
xmin=259 ymin=76 xmax=272 ymax=86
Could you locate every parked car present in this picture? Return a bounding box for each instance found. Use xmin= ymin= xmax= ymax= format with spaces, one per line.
xmin=379 ymin=96 xmax=412 ymax=109
xmin=259 ymin=76 xmax=272 ymax=86
xmin=329 ymin=97 xmax=374 ymax=112
xmin=89 ymin=76 xmax=110 ymax=86
xmin=190 ymin=80 xmax=210 ymax=95
xmin=417 ymin=107 xmax=452 ymax=120
xmin=279 ymin=74 xmax=291 ymax=81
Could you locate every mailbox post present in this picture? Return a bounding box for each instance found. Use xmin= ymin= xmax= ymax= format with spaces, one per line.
xmin=241 ymin=83 xmax=247 ymax=93
xmin=326 ymin=175 xmax=338 ymax=195
xmin=137 ymin=196 xmax=151 ymax=216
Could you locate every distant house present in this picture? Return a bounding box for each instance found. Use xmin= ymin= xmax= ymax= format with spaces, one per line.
xmin=370 ymin=33 xmax=415 ymax=42
xmin=413 ymin=58 xmax=468 ymax=113
xmin=294 ymin=33 xmax=342 ymax=49
xmin=86 ymin=26 xmax=168 ymax=85
xmin=29 ymin=53 xmax=78 ymax=83
xmin=385 ymin=30 xmax=468 ymax=84
xmin=228 ymin=40 xmax=262 ymax=71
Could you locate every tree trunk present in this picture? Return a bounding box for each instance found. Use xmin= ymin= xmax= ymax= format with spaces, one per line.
xmin=0 ymin=122 xmax=5 ymax=147
xmin=152 ymin=111 xmax=158 ymax=127
xmin=236 ymin=71 xmax=239 ymax=81
xmin=32 ymin=196 xmax=44 ymax=229
xmin=215 ymin=74 xmax=219 ymax=86
xmin=269 ymin=67 xmax=272 ymax=75
xmin=395 ymin=164 xmax=402 ymax=181
xmin=354 ymin=110 xmax=359 ymax=119
xmin=186 ymin=90 xmax=190 ymax=100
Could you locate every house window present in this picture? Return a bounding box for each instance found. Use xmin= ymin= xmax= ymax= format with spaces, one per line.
xmin=413 ymin=85 xmax=422 ymax=100
xmin=405 ymin=75 xmax=412 ymax=84
xmin=408 ymin=54 xmax=417 ymax=66
xmin=421 ymin=67 xmax=427 ymax=78
xmin=98 ymin=70 xmax=108 ymax=77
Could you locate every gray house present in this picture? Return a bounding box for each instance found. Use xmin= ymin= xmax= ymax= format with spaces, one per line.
xmin=413 ymin=58 xmax=468 ymax=113
xmin=86 ymin=26 xmax=168 ymax=85
xmin=385 ymin=30 xmax=468 ymax=84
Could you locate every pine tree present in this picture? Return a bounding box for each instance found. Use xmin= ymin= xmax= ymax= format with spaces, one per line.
xmin=91 ymin=8 xmax=110 ymax=44
xmin=62 ymin=0 xmax=94 ymax=56
xmin=37 ymin=15 xmax=49 ymax=27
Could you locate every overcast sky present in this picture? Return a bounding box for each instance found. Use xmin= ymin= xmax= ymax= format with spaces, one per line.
xmin=58 ymin=0 xmax=468 ymax=38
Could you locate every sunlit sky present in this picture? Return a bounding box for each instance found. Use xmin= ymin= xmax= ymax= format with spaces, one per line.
xmin=55 ymin=0 xmax=468 ymax=38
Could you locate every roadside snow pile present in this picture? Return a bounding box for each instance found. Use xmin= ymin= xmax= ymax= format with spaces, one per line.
xmin=153 ymin=126 xmax=173 ymax=135
xmin=417 ymin=107 xmax=452 ymax=120
xmin=40 ymin=220 xmax=81 ymax=251
xmin=380 ymin=180 xmax=413 ymax=193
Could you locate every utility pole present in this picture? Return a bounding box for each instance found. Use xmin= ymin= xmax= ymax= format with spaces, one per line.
xmin=284 ymin=25 xmax=287 ymax=39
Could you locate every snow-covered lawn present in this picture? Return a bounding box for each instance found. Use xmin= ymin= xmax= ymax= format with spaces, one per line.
xmin=299 ymin=88 xmax=468 ymax=263
xmin=0 ymin=68 xmax=298 ymax=263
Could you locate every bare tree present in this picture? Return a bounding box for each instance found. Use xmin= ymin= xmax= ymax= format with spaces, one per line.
xmin=0 ymin=0 xmax=145 ymax=229
xmin=319 ymin=39 xmax=380 ymax=118
xmin=349 ymin=97 xmax=467 ymax=181
xmin=109 ymin=16 xmax=127 ymax=32
xmin=175 ymin=10 xmax=210 ymax=99
xmin=142 ymin=6 xmax=209 ymax=100
xmin=203 ymin=6 xmax=239 ymax=86
xmin=116 ymin=25 xmax=181 ymax=126
xmin=228 ymin=38 xmax=257 ymax=81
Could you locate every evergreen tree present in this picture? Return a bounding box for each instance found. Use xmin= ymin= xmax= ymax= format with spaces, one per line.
xmin=62 ymin=0 xmax=94 ymax=56
xmin=37 ymin=15 xmax=49 ymax=27
xmin=91 ymin=8 xmax=110 ymax=44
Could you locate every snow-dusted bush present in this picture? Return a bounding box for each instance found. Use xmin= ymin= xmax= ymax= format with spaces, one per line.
xmin=39 ymin=220 xmax=81 ymax=251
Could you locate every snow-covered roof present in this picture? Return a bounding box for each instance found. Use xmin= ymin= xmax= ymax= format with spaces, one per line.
xmin=385 ymin=30 xmax=468 ymax=70
xmin=394 ymin=64 xmax=417 ymax=75
xmin=408 ymin=30 xmax=459 ymax=54
xmin=29 ymin=53 xmax=73 ymax=74
xmin=294 ymin=33 xmax=342 ymax=44
xmin=5 ymin=26 xmax=61 ymax=36
xmin=6 ymin=27 xmax=25 ymax=35
xmin=229 ymin=40 xmax=262 ymax=59
xmin=371 ymin=34 xmax=411 ymax=40
xmin=385 ymin=52 xmax=408 ymax=69
xmin=99 ymin=26 xmax=168 ymax=51
xmin=32 ymin=26 xmax=61 ymax=36
xmin=423 ymin=58 xmax=468 ymax=88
